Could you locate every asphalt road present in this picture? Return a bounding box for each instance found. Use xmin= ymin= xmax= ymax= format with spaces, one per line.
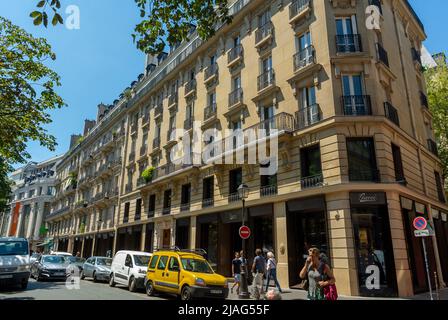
xmin=0 ymin=277 xmax=171 ymax=301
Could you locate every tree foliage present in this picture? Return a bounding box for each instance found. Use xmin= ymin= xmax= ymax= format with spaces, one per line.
xmin=425 ymin=58 xmax=448 ymax=183
xmin=0 ymin=17 xmax=64 ymax=202
xmin=32 ymin=0 xmax=232 ymax=54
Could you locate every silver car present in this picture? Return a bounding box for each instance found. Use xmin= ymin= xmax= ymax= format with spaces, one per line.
xmin=81 ymin=256 xmax=112 ymax=282
xmin=30 ymin=255 xmax=70 ymax=281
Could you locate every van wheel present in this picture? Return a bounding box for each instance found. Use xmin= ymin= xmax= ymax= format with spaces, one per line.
xmin=181 ymin=286 xmax=193 ymax=301
xmin=129 ymin=277 xmax=137 ymax=292
xmin=109 ymin=273 xmax=116 ymax=287
xmin=146 ymin=281 xmax=154 ymax=296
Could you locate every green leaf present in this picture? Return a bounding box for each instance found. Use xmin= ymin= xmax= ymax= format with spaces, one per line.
xmin=30 ymin=11 xmax=41 ymax=18
xmin=42 ymin=11 xmax=48 ymax=27
xmin=37 ymin=0 xmax=46 ymax=8
xmin=33 ymin=15 xmax=43 ymax=25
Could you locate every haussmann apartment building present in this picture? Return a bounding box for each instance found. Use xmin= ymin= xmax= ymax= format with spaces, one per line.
xmin=46 ymin=0 xmax=448 ymax=298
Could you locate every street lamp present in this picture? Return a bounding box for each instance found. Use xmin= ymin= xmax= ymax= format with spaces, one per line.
xmin=238 ymin=183 xmax=250 ymax=299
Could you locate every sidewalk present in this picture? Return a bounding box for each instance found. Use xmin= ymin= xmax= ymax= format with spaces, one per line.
xmin=226 ymin=283 xmax=448 ymax=301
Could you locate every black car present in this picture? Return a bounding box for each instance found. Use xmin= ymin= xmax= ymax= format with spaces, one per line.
xmin=30 ymin=255 xmax=70 ymax=281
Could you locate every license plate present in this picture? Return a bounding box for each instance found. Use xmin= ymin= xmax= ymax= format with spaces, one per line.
xmin=0 ymin=275 xmax=13 ymax=279
xmin=210 ymin=290 xmax=222 ymax=294
xmin=54 ymin=272 xmax=65 ymax=276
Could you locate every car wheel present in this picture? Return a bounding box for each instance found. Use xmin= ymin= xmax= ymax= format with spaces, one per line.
xmin=36 ymin=272 xmax=42 ymax=282
xmin=146 ymin=281 xmax=155 ymax=296
xmin=21 ymin=279 xmax=28 ymax=290
xmin=93 ymin=272 xmax=97 ymax=283
xmin=129 ymin=277 xmax=137 ymax=292
xmin=109 ymin=273 xmax=116 ymax=287
xmin=181 ymin=286 xmax=193 ymax=301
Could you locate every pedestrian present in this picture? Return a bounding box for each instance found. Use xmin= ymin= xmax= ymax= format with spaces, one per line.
xmin=231 ymin=251 xmax=242 ymax=294
xmin=251 ymin=248 xmax=266 ymax=298
xmin=299 ymin=247 xmax=336 ymax=300
xmin=265 ymin=252 xmax=282 ymax=293
xmin=75 ymin=251 xmax=81 ymax=258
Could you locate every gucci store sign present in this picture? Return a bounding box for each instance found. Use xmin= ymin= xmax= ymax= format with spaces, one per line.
xmin=350 ymin=192 xmax=386 ymax=206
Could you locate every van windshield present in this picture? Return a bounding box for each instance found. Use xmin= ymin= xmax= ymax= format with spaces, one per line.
xmin=0 ymin=241 xmax=29 ymax=256
xmin=133 ymin=255 xmax=150 ymax=267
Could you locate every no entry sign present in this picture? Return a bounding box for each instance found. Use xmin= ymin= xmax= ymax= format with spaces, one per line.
xmin=413 ymin=216 xmax=428 ymax=231
xmin=239 ymin=226 xmax=251 ymax=240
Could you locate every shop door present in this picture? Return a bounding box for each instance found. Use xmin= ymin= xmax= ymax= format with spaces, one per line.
xmin=162 ymin=229 xmax=171 ymax=248
xmin=434 ymin=218 xmax=448 ymax=283
xmin=352 ymin=206 xmax=398 ymax=297
xmin=402 ymin=209 xmax=437 ymax=293
xmin=287 ymin=211 xmax=328 ymax=288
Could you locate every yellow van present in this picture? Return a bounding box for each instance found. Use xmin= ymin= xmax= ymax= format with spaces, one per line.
xmin=145 ymin=249 xmax=229 ymax=300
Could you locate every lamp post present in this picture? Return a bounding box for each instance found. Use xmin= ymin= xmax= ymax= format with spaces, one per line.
xmin=238 ymin=184 xmax=250 ymax=299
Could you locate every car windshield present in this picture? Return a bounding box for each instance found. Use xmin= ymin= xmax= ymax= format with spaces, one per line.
xmin=43 ymin=256 xmax=66 ymax=264
xmin=97 ymin=258 xmax=112 ymax=266
xmin=0 ymin=240 xmax=28 ymax=256
xmin=66 ymin=256 xmax=86 ymax=263
xmin=181 ymin=258 xmax=214 ymax=274
xmin=133 ymin=255 xmax=150 ymax=267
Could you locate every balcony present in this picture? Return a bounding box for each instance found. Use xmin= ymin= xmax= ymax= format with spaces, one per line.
xmin=93 ymin=192 xmax=104 ymax=204
xmin=428 ymin=139 xmax=439 ymax=157
xmin=336 ymin=34 xmax=363 ymax=53
xmin=202 ymin=198 xmax=214 ymax=208
xmin=300 ymin=174 xmax=323 ymax=189
xmin=142 ymin=113 xmax=150 ymax=128
xmin=137 ymin=177 xmax=147 ymax=187
xmin=376 ymin=43 xmax=389 ymax=67
xmin=349 ymin=169 xmax=381 ymax=183
xmin=384 ymin=102 xmax=400 ymax=126
xmin=255 ymin=22 xmax=274 ymax=48
xmin=341 ymin=95 xmax=372 ymax=116
xmin=204 ymin=64 xmax=219 ymax=85
xmin=166 ymin=129 xmax=176 ymax=146
xmin=185 ymin=79 xmax=197 ymax=98
xmin=294 ymin=46 xmax=316 ymax=72
xmin=245 ymin=112 xmax=295 ymax=136
xmin=257 ymin=69 xmax=276 ymax=92
xmin=227 ymin=44 xmax=244 ymax=68
xmin=125 ymin=184 xmax=133 ymax=193
xmin=162 ymin=207 xmax=171 ymax=215
xmin=184 ymin=117 xmax=194 ymax=131
xmin=128 ymin=152 xmax=136 ymax=163
xmin=228 ymin=192 xmax=241 ymax=203
xmin=123 ymin=215 xmax=129 ymax=224
xmin=295 ymin=104 xmax=322 ymax=130
xmin=130 ymin=123 xmax=138 ymax=135
xmin=289 ymin=0 xmax=311 ymax=24
xmin=420 ymin=91 xmax=429 ymax=109
xmin=147 ymin=210 xmax=155 ymax=218
xmin=152 ymin=137 xmax=161 ymax=150
xmin=204 ymin=104 xmax=217 ymax=122
xmin=260 ymin=185 xmax=278 ymax=197
xmin=180 ymin=203 xmax=191 ymax=212
xmin=229 ymin=88 xmax=244 ymax=109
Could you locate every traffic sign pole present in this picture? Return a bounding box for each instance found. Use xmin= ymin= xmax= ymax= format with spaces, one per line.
xmin=421 ymin=238 xmax=434 ymax=301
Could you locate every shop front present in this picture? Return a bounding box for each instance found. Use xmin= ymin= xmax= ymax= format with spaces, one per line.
xmin=196 ymin=205 xmax=274 ymax=277
xmin=286 ymin=196 xmax=328 ymax=288
xmin=400 ymin=197 xmax=437 ymax=294
xmin=94 ymin=232 xmax=115 ymax=257
xmin=116 ymin=225 xmax=142 ymax=252
xmin=350 ymin=192 xmax=397 ymax=297
xmin=82 ymin=236 xmax=94 ymax=258
xmin=57 ymin=237 xmax=69 ymax=252
xmin=432 ymin=209 xmax=448 ymax=284
xmin=72 ymin=237 xmax=83 ymax=255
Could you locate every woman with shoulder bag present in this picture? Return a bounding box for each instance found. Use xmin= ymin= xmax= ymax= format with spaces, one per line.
xmin=299 ymin=248 xmax=337 ymax=300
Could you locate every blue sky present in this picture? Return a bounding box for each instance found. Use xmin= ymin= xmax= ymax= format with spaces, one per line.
xmin=1 ymin=0 xmax=447 ymax=168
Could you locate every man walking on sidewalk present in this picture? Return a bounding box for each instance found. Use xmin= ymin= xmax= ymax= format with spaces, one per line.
xmin=252 ymin=249 xmax=266 ymax=299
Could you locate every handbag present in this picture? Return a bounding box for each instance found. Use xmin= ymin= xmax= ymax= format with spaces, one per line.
xmin=323 ymin=284 xmax=338 ymax=301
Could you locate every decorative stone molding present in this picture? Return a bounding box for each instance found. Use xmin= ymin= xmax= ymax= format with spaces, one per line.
xmin=330 ymin=0 xmax=357 ymax=9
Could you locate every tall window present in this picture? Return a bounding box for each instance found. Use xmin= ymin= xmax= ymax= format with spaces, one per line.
xmin=258 ymin=9 xmax=271 ymax=28
xmin=342 ymin=74 xmax=369 ymax=115
xmin=123 ymin=202 xmax=130 ymax=223
xmin=336 ymin=16 xmax=361 ymax=52
xmin=148 ymin=194 xmax=156 ymax=217
xmin=435 ymin=171 xmax=446 ymax=203
xmin=229 ymin=168 xmax=242 ymax=195
xmin=181 ymin=184 xmax=191 ymax=209
xmin=300 ymin=144 xmax=323 ymax=188
xmin=347 ymin=138 xmax=379 ymax=182
xmin=135 ymin=198 xmax=142 ymax=221
xmin=203 ymin=177 xmax=214 ymax=206
xmin=391 ymin=144 xmax=405 ymax=183
xmin=163 ymin=189 xmax=172 ymax=214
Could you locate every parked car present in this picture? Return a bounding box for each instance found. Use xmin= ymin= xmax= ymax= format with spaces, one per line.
xmin=81 ymin=256 xmax=112 ymax=282
xmin=30 ymin=255 xmax=70 ymax=281
xmin=66 ymin=256 xmax=86 ymax=273
xmin=50 ymin=251 xmax=72 ymax=257
xmin=0 ymin=237 xmax=30 ymax=290
xmin=109 ymin=250 xmax=152 ymax=292
xmin=145 ymin=249 xmax=229 ymax=300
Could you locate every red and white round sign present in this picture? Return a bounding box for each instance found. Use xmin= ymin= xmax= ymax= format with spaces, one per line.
xmin=239 ymin=226 xmax=251 ymax=240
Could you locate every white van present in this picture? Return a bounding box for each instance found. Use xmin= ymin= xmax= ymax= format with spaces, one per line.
xmin=109 ymin=250 xmax=152 ymax=292
xmin=0 ymin=237 xmax=30 ymax=289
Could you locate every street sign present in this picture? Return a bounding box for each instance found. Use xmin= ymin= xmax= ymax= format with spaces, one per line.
xmin=414 ymin=229 xmax=430 ymax=237
xmin=239 ymin=226 xmax=251 ymax=240
xmin=413 ymin=217 xmax=428 ymax=230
